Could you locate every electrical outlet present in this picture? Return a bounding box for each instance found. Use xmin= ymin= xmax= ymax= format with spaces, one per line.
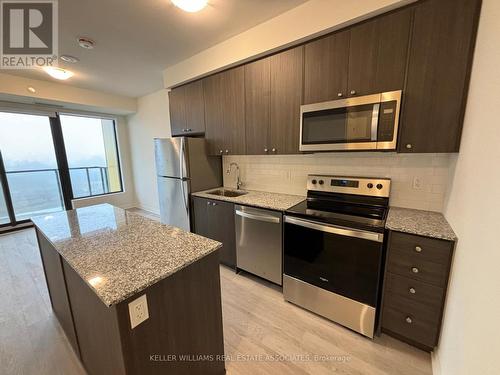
xmin=413 ymin=177 xmax=423 ymax=190
xmin=128 ymin=294 xmax=149 ymax=329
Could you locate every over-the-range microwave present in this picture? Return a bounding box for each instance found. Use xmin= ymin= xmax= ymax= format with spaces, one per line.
xmin=299 ymin=90 xmax=402 ymax=152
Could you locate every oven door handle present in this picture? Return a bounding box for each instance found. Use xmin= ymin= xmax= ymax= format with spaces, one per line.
xmin=284 ymin=216 xmax=384 ymax=243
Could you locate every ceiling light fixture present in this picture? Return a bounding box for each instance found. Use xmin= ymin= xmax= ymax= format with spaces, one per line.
xmin=60 ymin=55 xmax=79 ymax=63
xmin=78 ymin=37 xmax=95 ymax=49
xmin=172 ymin=0 xmax=207 ymax=13
xmin=43 ymin=66 xmax=74 ymax=80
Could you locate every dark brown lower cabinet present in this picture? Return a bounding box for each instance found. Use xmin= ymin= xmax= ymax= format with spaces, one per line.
xmin=37 ymin=229 xmax=225 ymax=375
xmin=36 ymin=231 xmax=80 ymax=356
xmin=192 ymin=196 xmax=236 ymax=268
xmin=381 ymin=231 xmax=455 ymax=351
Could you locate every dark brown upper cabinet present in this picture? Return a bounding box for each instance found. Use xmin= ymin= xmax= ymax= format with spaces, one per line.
xmin=269 ymin=46 xmax=304 ymax=154
xmin=304 ymin=30 xmax=349 ymax=104
xmin=245 ymin=47 xmax=303 ymax=155
xmin=177 ymin=0 xmax=480 ymax=155
xmin=398 ymin=0 xmax=482 ymax=153
xmin=222 ymin=66 xmax=246 ymax=155
xmin=245 ymin=57 xmax=271 ymax=155
xmin=348 ymin=8 xmax=412 ymax=97
xmin=304 ymin=8 xmax=412 ymax=103
xmin=203 ymin=72 xmax=225 ymax=155
xmin=169 ymin=80 xmax=205 ymax=136
xmin=204 ymin=67 xmax=246 ymax=155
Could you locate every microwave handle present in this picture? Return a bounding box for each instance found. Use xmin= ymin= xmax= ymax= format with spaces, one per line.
xmin=284 ymin=216 xmax=384 ymax=243
xmin=371 ymin=103 xmax=380 ymax=141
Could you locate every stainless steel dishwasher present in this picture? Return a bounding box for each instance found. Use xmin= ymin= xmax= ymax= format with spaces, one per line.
xmin=235 ymin=205 xmax=283 ymax=285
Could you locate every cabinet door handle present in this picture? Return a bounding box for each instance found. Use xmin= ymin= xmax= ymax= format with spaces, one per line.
xmin=415 ymin=246 xmax=422 ymax=253
xmin=264 ymin=148 xmax=268 ymax=152
xmin=350 ymin=90 xmax=357 ymax=95
xmin=406 ymin=143 xmax=413 ymax=150
xmin=225 ymin=150 xmax=229 ymax=154
xmin=405 ymin=316 xmax=413 ymax=324
xmin=411 ymin=267 xmax=419 ymax=274
xmin=409 ymin=287 xmax=416 ymax=294
xmin=271 ymin=148 xmax=276 ymax=153
xmin=219 ymin=150 xmax=223 ymax=154
xmin=337 ymin=92 xmax=343 ymax=97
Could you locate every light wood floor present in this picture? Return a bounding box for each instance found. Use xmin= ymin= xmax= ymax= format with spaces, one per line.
xmin=0 ymin=227 xmax=432 ymax=375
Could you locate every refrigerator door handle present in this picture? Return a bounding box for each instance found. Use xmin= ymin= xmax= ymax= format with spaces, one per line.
xmin=181 ymin=179 xmax=189 ymax=215
xmin=179 ymin=137 xmax=185 ymax=179
xmin=179 ymin=138 xmax=189 ymax=215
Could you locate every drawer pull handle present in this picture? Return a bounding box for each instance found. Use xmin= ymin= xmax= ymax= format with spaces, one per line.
xmin=405 ymin=316 xmax=413 ymax=324
xmin=415 ymin=246 xmax=422 ymax=253
xmin=411 ymin=267 xmax=419 ymax=274
xmin=409 ymin=287 xmax=416 ymax=294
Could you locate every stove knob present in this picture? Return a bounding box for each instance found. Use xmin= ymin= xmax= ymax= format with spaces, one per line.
xmin=367 ymin=183 xmax=374 ymax=189
xmin=319 ymin=180 xmax=324 ymax=185
xmin=376 ymin=183 xmax=383 ymax=190
xmin=311 ymin=179 xmax=317 ymax=185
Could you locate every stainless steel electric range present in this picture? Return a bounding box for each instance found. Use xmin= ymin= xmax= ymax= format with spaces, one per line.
xmin=283 ymin=175 xmax=391 ymax=338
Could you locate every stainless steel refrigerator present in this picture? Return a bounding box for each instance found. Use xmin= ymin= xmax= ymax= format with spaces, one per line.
xmin=155 ymin=137 xmax=221 ymax=231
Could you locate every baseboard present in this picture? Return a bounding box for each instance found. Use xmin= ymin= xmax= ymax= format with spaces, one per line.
xmin=431 ymin=350 xmax=441 ymax=375
xmin=132 ymin=204 xmax=160 ymax=217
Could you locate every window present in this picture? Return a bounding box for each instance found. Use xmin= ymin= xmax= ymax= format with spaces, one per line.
xmin=0 ymin=110 xmax=124 ymax=229
xmin=0 ymin=112 xmax=64 ymax=221
xmin=60 ymin=115 xmax=122 ymax=198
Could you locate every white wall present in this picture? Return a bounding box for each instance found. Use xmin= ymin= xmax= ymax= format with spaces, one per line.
xmin=0 ymin=73 xmax=136 ymax=115
xmin=433 ymin=1 xmax=500 ymax=374
xmin=72 ymin=116 xmax=137 ymax=210
xmin=223 ymin=153 xmax=451 ymax=212
xmin=126 ymin=89 xmax=170 ymax=214
xmin=163 ymin=0 xmax=414 ymax=87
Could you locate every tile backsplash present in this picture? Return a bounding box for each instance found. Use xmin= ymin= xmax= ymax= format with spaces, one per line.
xmin=223 ymin=153 xmax=452 ymax=212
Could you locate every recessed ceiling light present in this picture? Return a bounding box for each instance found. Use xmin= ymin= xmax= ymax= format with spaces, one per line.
xmin=78 ymin=37 xmax=95 ymax=49
xmin=43 ymin=66 xmax=74 ymax=80
xmin=60 ymin=55 xmax=79 ymax=63
xmin=27 ymin=86 xmax=36 ymax=93
xmin=172 ymin=0 xmax=207 ymax=12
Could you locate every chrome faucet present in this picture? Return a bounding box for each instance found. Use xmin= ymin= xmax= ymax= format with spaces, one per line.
xmin=226 ymin=162 xmax=243 ymax=189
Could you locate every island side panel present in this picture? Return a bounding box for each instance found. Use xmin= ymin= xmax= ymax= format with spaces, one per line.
xmin=35 ymin=229 xmax=80 ymax=358
xmin=116 ymin=250 xmax=225 ymax=375
xmin=62 ymin=260 xmax=127 ymax=375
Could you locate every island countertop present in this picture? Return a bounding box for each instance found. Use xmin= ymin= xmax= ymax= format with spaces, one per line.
xmin=31 ymin=204 xmax=222 ymax=307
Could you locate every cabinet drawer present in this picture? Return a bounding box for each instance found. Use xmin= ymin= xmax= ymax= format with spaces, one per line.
xmin=390 ymin=231 xmax=453 ymax=265
xmin=382 ymin=305 xmax=438 ymax=349
xmin=387 ymin=250 xmax=449 ymax=287
xmin=384 ymin=291 xmax=441 ymax=324
xmin=384 ymin=272 xmax=444 ymax=309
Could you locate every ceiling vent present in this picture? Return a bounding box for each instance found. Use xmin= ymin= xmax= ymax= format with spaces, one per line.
xmin=78 ymin=37 xmax=95 ymax=49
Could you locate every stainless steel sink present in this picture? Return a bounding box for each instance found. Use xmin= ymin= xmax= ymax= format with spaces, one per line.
xmin=206 ymin=189 xmax=248 ymax=198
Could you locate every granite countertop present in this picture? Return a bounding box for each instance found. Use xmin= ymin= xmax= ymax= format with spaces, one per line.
xmin=31 ymin=204 xmax=221 ymax=307
xmin=386 ymin=207 xmax=457 ymax=241
xmin=192 ymin=188 xmax=305 ymax=211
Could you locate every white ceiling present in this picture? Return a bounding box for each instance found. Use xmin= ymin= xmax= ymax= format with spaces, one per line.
xmin=5 ymin=0 xmax=306 ymax=98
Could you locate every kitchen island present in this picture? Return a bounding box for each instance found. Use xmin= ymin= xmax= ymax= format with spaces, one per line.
xmin=31 ymin=204 xmax=225 ymax=375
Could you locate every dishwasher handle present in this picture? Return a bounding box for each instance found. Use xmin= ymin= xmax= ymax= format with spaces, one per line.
xmin=235 ymin=209 xmax=281 ymax=224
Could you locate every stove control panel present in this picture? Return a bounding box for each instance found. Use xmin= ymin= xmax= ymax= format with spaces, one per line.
xmin=307 ymin=175 xmax=391 ymax=198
